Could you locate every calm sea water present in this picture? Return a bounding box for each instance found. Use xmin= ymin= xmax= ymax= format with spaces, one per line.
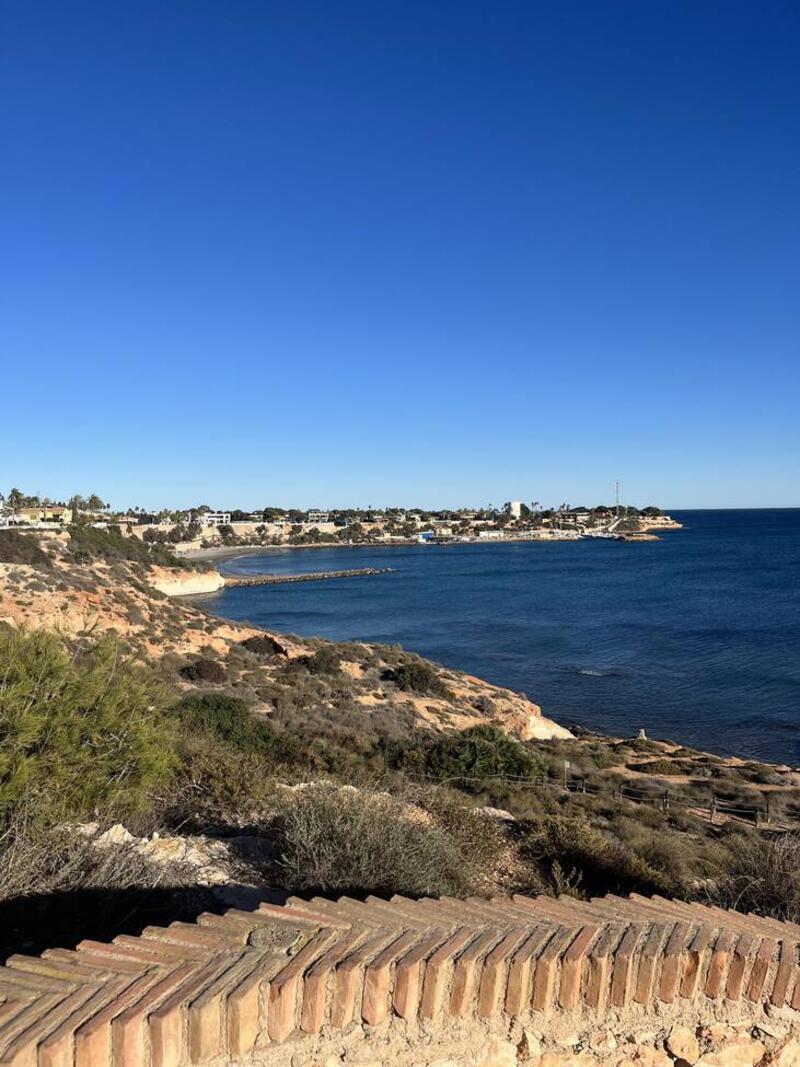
xmin=193 ymin=510 xmax=800 ymax=763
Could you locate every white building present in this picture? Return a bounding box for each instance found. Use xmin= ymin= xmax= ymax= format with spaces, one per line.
xmin=506 ymin=501 xmax=524 ymax=519
xmin=307 ymin=509 xmax=329 ymax=524
xmin=200 ymin=512 xmax=231 ymax=526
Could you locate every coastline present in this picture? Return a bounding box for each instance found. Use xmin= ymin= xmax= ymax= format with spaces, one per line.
xmin=180 ymin=530 xmax=675 ymax=564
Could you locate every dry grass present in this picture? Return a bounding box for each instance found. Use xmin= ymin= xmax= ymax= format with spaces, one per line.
xmin=0 ymin=815 xmax=194 ymax=903
xmin=273 ymin=782 xmax=501 ymax=897
xmin=709 ymin=831 xmax=800 ymax=922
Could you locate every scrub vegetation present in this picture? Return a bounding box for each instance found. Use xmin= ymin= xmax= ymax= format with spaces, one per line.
xmin=2 ymin=528 xmax=800 ymax=951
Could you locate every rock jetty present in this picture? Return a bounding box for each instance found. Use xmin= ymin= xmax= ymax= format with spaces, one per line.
xmin=223 ymin=566 xmax=394 ymax=587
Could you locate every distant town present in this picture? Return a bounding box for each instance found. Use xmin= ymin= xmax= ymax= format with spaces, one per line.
xmin=0 ymin=489 xmax=682 ymax=551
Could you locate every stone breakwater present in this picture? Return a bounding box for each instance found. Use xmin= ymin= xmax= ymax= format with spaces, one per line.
xmin=223 ymin=566 xmax=395 ymax=587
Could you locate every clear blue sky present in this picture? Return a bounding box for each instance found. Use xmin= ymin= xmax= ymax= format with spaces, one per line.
xmin=2 ymin=1 xmax=798 ymax=511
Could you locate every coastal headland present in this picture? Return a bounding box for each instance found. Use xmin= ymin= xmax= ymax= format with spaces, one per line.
xmin=3 ymin=523 xmax=800 ymax=1065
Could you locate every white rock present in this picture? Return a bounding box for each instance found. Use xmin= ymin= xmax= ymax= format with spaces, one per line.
xmin=476 ymin=806 xmax=516 ymax=822
xmin=666 ymin=1024 xmax=700 ymax=1064
xmin=94 ymin=823 xmax=135 ymax=847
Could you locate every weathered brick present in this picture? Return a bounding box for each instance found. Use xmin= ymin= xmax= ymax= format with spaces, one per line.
xmin=42 ymin=948 xmax=146 ymax=977
xmin=113 ymin=933 xmax=205 ymax=963
xmin=111 ymin=963 xmax=197 ymax=1067
xmin=79 ymin=938 xmax=196 ymax=968
xmin=0 ymin=994 xmax=63 ymax=1065
xmin=255 ymin=901 xmax=348 ymax=928
xmin=362 ymin=930 xmax=421 ymax=1025
xmin=680 ymin=923 xmax=716 ymax=999
xmin=392 ymin=929 xmax=449 ymax=1021
xmin=301 ymin=929 xmax=368 ymax=1034
xmin=186 ymin=951 xmax=259 ymax=1063
xmin=705 ymin=929 xmax=737 ymax=999
xmin=267 ymin=929 xmax=339 ymax=1041
xmin=727 ymin=933 xmax=757 ymax=1001
xmin=477 ymin=928 xmax=530 ymax=1018
xmin=609 ymin=923 xmax=646 ymax=1008
xmin=73 ymin=969 xmax=168 ymax=1067
xmin=419 ymin=928 xmax=478 ymax=1021
xmin=449 ymin=928 xmax=505 ymax=1017
xmin=586 ymin=924 xmax=625 ymax=1011
xmin=225 ymin=953 xmax=287 ymax=1057
xmin=504 ymin=926 xmax=556 ymax=1016
xmin=532 ymin=927 xmax=578 ymax=1011
xmin=559 ymin=925 xmax=599 ymax=1010
xmin=658 ymin=922 xmax=693 ymax=1003
xmin=144 ymin=922 xmax=241 ymax=952
xmin=0 ymin=985 xmax=99 ymax=1067
xmin=330 ymin=931 xmax=397 ymax=1030
xmin=37 ymin=976 xmax=134 ymax=1067
xmin=746 ymin=938 xmax=776 ymax=1002
xmin=149 ymin=955 xmax=237 ymax=1067
xmin=770 ymin=940 xmax=797 ymax=1007
xmin=635 ymin=924 xmax=671 ymax=1006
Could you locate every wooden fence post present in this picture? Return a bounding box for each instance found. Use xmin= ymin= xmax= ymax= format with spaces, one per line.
xmin=709 ymin=796 xmax=716 ymax=824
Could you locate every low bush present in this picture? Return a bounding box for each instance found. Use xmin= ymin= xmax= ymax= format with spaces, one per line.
xmin=171 ymin=735 xmax=284 ymax=825
xmin=303 ymin=647 xmax=342 ymax=675
xmin=519 ymin=814 xmax=677 ymax=897
xmin=0 ymin=817 xmax=192 ymax=903
xmin=0 ymin=629 xmax=176 ymax=823
xmin=176 ymin=692 xmax=301 ymax=762
xmin=710 ymin=831 xmax=800 ymax=922
xmin=180 ymin=658 xmax=226 ymax=684
xmin=0 ymin=531 xmax=52 ymax=569
xmin=239 ymin=635 xmax=286 ymax=657
xmin=274 ymin=783 xmax=490 ymax=896
xmin=384 ymin=658 xmax=450 ymax=698
xmin=629 ymin=759 xmax=688 ymax=776
xmin=68 ymin=525 xmax=185 ymax=568
xmin=386 ymin=723 xmax=543 ymax=784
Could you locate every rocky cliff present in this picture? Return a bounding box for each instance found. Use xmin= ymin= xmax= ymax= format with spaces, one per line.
xmin=0 ymin=531 xmax=569 ymax=742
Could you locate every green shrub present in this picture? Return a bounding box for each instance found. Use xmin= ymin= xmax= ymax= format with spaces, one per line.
xmin=239 ymin=635 xmax=285 ymax=657
xmin=386 ymin=723 xmax=542 ymax=783
xmin=0 ymin=531 xmax=52 ymax=569
xmin=519 ymin=814 xmax=676 ymax=897
xmin=629 ymin=759 xmax=688 ymax=776
xmin=274 ymin=783 xmax=489 ymax=896
xmin=176 ymin=692 xmax=301 ymax=762
xmin=304 ymin=647 xmax=342 ymax=675
xmin=68 ymin=526 xmax=186 ymax=568
xmin=180 ymin=658 xmax=226 ymax=684
xmin=710 ymin=832 xmax=800 ymax=922
xmin=171 ymin=735 xmax=285 ymax=825
xmin=0 ymin=629 xmax=176 ymax=822
xmin=385 ymin=659 xmax=450 ymax=697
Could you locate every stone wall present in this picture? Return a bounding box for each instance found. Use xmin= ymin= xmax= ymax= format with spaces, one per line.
xmin=2 ymin=892 xmax=800 ymax=1066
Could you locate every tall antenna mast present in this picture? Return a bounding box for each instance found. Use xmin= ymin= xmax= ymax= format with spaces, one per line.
xmin=615 ymin=480 xmax=621 ymax=518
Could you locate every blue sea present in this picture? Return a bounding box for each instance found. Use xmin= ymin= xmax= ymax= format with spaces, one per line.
xmin=193 ymin=510 xmax=800 ymax=763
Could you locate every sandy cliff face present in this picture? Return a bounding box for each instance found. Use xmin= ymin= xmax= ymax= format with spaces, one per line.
xmin=0 ymin=554 xmax=260 ymax=658
xmin=0 ymin=536 xmax=569 ymax=742
xmin=147 ymin=565 xmax=225 ymax=596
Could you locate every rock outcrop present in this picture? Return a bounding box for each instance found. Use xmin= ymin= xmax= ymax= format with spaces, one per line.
xmin=147 ymin=566 xmax=225 ymax=596
xmin=0 ymin=534 xmax=569 ymax=741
